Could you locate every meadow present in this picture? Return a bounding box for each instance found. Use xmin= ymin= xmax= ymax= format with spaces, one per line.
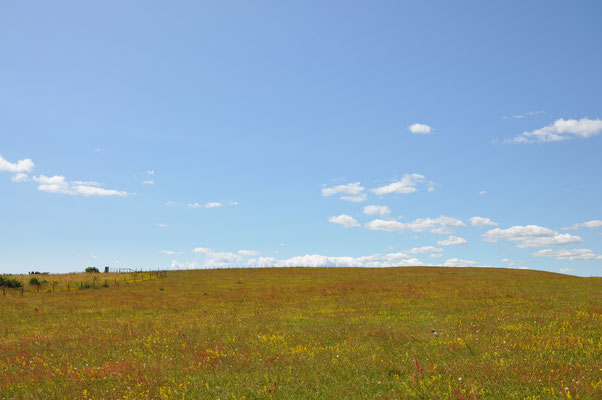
xmin=0 ymin=267 xmax=600 ymax=399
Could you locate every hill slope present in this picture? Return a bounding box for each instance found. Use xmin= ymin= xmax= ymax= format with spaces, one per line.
xmin=1 ymin=267 xmax=600 ymax=399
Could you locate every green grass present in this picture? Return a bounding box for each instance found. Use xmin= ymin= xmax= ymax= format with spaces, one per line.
xmin=0 ymin=267 xmax=600 ymax=399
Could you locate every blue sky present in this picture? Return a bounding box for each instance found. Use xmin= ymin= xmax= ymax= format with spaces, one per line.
xmin=1 ymin=1 xmax=601 ymax=276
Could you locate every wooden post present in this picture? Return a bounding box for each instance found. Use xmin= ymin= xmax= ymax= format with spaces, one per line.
xmin=21 ymin=286 xmax=24 ymax=296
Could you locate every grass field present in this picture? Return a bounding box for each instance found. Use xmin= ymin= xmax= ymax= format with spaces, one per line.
xmin=0 ymin=267 xmax=600 ymax=399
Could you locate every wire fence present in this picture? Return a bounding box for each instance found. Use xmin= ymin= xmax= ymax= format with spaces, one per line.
xmin=0 ymin=270 xmax=168 ymax=297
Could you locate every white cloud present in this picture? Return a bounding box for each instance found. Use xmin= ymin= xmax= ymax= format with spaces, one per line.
xmin=158 ymin=223 xmax=168 ymax=228
xmin=363 ymin=205 xmax=391 ymax=217
xmin=502 ymin=110 xmax=544 ymax=120
xmin=170 ymin=260 xmax=200 ymax=269
xmin=407 ymin=246 xmax=444 ymax=258
xmin=12 ymin=173 xmax=28 ymax=182
xmin=508 ymin=118 xmax=602 ymax=143
xmin=437 ymin=235 xmax=467 ymax=246
xmin=179 ymin=246 xmax=489 ymax=269
xmin=365 ymin=215 xmax=465 ymax=235
xmin=32 ymin=175 xmax=127 ymax=197
xmin=470 ymin=216 xmax=498 ymax=228
xmin=322 ymin=182 xmax=364 ymax=196
xmin=531 ymin=248 xmax=602 ymax=261
xmin=2 ymin=155 xmax=125 ymax=197
xmin=443 ymin=258 xmax=479 ymax=267
xmin=248 ymin=256 xmax=278 ymax=267
xmin=75 ymin=185 xmax=128 ymax=197
xmin=408 ymin=123 xmax=432 ymax=135
xmin=193 ymin=247 xmax=212 ymax=254
xmin=194 ymin=247 xmax=263 ymax=266
xmin=166 ymin=201 xmax=176 ymax=207
xmin=191 ymin=247 xmax=243 ymax=267
xmin=482 ymin=225 xmax=582 ymax=248
xmin=68 ymin=180 xmax=101 ymax=186
xmin=501 ymin=258 xmax=516 ymax=266
xmin=188 ymin=201 xmax=235 ymax=209
xmin=204 ymin=252 xmax=242 ymax=266
xmin=328 ymin=214 xmax=360 ymax=228
xmin=143 ymin=180 xmax=154 ymax=185
xmin=365 ymin=219 xmax=405 ymax=232
xmin=562 ymin=220 xmax=602 ymax=230
xmin=0 ymin=155 xmax=34 ymax=173
xmin=162 ymin=250 xmax=176 ymax=255
xmin=559 ymin=268 xmax=573 ymax=274
xmin=418 ymin=216 xmax=465 ymax=234
xmin=428 ymin=253 xmax=443 ymax=258
xmin=267 ymin=252 xmax=422 ymax=268
xmin=371 ymin=173 xmax=432 ymax=196
xmin=146 ymin=170 xmax=155 ymax=175
xmin=322 ymin=182 xmax=366 ymax=202
xmin=479 ymin=190 xmax=487 ymax=196
xmin=340 ymin=193 xmax=367 ymax=203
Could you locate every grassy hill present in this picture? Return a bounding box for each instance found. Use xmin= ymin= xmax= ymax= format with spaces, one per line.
xmin=0 ymin=267 xmax=600 ymax=399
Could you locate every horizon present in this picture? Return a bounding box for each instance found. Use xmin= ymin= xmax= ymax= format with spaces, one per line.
xmin=1 ymin=1 xmax=601 ymax=277
xmin=9 ymin=265 xmax=601 ymax=279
